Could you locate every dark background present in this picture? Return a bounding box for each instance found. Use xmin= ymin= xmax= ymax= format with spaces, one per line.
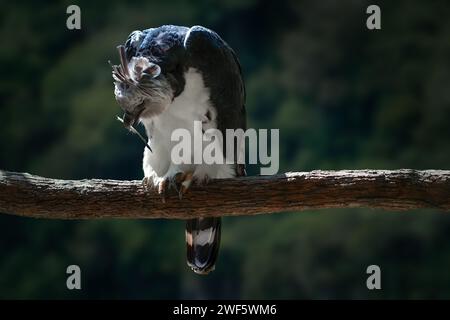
xmin=1 ymin=0 xmax=450 ymax=299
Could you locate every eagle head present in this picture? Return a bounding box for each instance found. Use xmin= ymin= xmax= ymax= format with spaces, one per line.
xmin=112 ymin=45 xmax=173 ymax=127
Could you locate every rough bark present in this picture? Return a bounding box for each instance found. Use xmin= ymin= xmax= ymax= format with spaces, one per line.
xmin=0 ymin=169 xmax=449 ymax=220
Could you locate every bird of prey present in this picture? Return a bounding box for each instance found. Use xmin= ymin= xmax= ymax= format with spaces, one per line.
xmin=112 ymin=25 xmax=246 ymax=274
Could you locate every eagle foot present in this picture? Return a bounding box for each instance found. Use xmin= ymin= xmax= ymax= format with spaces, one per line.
xmin=142 ymin=171 xmax=206 ymax=203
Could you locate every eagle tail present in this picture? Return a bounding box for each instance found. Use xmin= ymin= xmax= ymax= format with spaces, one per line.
xmin=186 ymin=217 xmax=221 ymax=275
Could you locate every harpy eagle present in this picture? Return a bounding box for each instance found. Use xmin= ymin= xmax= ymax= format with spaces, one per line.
xmin=112 ymin=25 xmax=246 ymax=274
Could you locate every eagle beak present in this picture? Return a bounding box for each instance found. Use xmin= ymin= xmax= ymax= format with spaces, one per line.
xmin=122 ymin=111 xmax=135 ymax=127
xmin=121 ymin=101 xmax=146 ymax=127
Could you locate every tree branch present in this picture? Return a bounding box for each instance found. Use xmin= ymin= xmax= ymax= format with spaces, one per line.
xmin=0 ymin=169 xmax=449 ymax=220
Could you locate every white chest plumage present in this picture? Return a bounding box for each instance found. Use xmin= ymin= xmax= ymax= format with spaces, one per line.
xmin=141 ymin=68 xmax=235 ymax=183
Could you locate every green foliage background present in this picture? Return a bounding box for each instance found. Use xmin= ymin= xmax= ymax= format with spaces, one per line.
xmin=1 ymin=0 xmax=450 ymax=299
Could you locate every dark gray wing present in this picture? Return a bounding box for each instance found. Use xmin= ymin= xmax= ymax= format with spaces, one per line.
xmin=184 ymin=26 xmax=247 ymax=176
xmin=184 ymin=27 xmax=247 ymax=274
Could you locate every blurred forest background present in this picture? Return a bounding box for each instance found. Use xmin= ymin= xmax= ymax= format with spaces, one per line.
xmin=1 ymin=0 xmax=450 ymax=299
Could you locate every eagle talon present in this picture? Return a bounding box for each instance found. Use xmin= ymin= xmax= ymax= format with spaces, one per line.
xmin=195 ymin=174 xmax=210 ymax=186
xmin=176 ymin=171 xmax=194 ymax=200
xmin=171 ymin=172 xmax=184 ymax=194
xmin=158 ymin=178 xmax=169 ymax=203
xmin=142 ymin=176 xmax=154 ymax=190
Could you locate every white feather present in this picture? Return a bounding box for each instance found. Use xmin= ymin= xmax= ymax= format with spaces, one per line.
xmin=141 ymin=68 xmax=235 ymax=184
